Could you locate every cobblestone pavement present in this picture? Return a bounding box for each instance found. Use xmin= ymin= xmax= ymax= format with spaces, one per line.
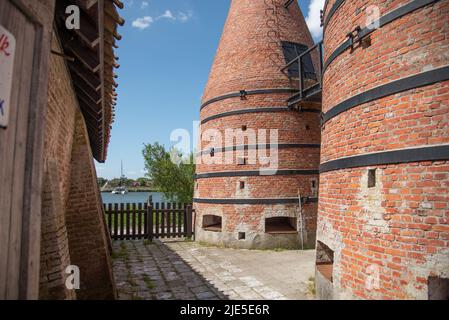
xmin=112 ymin=239 xmax=316 ymax=300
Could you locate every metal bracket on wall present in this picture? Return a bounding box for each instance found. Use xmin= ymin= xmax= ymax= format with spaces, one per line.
xmin=283 ymin=0 xmax=295 ymax=8
xmin=347 ymin=26 xmax=362 ymax=52
xmin=50 ymin=50 xmax=75 ymax=62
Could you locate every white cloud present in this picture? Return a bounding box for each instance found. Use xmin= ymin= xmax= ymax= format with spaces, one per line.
xmin=158 ymin=10 xmax=175 ymax=20
xmin=305 ymin=0 xmax=325 ymax=41
xmin=141 ymin=1 xmax=149 ymax=9
xmin=132 ymin=9 xmax=193 ymax=30
xmin=178 ymin=11 xmax=193 ymax=23
xmin=132 ymin=16 xmax=153 ymax=30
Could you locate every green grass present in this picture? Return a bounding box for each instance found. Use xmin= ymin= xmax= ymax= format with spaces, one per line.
xmin=127 ymin=274 xmax=137 ymax=287
xmin=307 ymin=277 xmax=316 ymax=296
xmin=131 ymin=294 xmax=144 ymax=300
xmin=142 ymin=274 xmax=155 ymax=290
xmin=112 ymin=243 xmax=128 ymax=260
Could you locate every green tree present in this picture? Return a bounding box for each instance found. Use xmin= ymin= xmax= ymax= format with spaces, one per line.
xmin=142 ymin=143 xmax=194 ymax=203
xmin=97 ymin=177 xmax=108 ymax=188
xmin=136 ymin=177 xmax=149 ymax=187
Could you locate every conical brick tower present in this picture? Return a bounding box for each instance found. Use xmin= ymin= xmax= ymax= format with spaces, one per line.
xmin=194 ymin=0 xmax=321 ymax=249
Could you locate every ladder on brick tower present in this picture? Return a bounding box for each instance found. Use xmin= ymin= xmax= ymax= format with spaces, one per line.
xmin=281 ymin=41 xmax=324 ymax=109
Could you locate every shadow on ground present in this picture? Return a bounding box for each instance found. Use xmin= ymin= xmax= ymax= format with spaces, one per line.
xmin=112 ymin=239 xmax=316 ymax=300
xmin=112 ymin=240 xmax=229 ymax=300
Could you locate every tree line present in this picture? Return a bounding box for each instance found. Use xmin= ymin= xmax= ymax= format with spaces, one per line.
xmin=98 ymin=142 xmax=194 ymax=203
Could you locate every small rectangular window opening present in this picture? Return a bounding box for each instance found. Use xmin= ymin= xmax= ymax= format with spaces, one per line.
xmin=238 ymin=232 xmax=246 ymax=240
xmin=368 ymin=169 xmax=376 ymax=188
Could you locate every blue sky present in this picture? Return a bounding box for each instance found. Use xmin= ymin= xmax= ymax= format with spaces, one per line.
xmin=96 ymin=0 xmax=324 ymax=179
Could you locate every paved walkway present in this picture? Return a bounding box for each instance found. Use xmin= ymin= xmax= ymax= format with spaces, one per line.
xmin=112 ymin=239 xmax=316 ymax=300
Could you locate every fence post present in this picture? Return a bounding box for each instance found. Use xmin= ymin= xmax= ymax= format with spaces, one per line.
xmin=186 ymin=204 xmax=193 ymax=239
xmin=147 ymin=202 xmax=153 ymax=242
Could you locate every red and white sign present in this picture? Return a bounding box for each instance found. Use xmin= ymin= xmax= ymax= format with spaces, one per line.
xmin=0 ymin=25 xmax=16 ymax=128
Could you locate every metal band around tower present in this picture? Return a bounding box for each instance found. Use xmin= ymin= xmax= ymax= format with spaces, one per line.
xmin=323 ymin=0 xmax=441 ymax=74
xmin=196 ymin=143 xmax=321 ymax=157
xmin=322 ymin=0 xmax=345 ymax=33
xmin=195 ymin=169 xmax=319 ymax=179
xmin=200 ymin=88 xmax=299 ymax=110
xmin=200 ymin=107 xmax=320 ymax=125
xmin=322 ymin=66 xmax=449 ymax=124
xmin=193 ymin=197 xmax=318 ymax=205
xmin=320 ymin=145 xmax=449 ymax=173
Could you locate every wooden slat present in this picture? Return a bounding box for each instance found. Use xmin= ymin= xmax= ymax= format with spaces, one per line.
xmin=126 ymin=203 xmax=130 ymax=240
xmin=114 ymin=203 xmax=119 ymax=239
xmin=132 ymin=203 xmax=137 ymax=238
xmin=177 ymin=203 xmax=182 ymax=236
xmin=64 ymin=37 xmax=100 ymax=72
xmin=161 ymin=203 xmax=166 ymax=238
xmin=147 ymin=203 xmax=153 ymax=241
xmin=75 ymin=80 xmax=103 ymax=106
xmin=107 ymin=203 xmax=112 ymax=237
xmin=144 ymin=202 xmax=148 ymax=237
xmin=74 ymin=0 xmax=98 ymax=11
xmin=119 ymin=203 xmax=124 ymax=240
xmin=186 ymin=205 xmax=193 ymax=238
xmin=166 ymin=203 xmax=171 ymax=237
xmin=172 ymin=203 xmax=177 ymax=237
xmin=68 ymin=61 xmax=102 ymax=91
xmin=155 ymin=203 xmax=159 ymax=237
xmin=72 ymin=72 xmax=102 ymax=104
xmin=137 ymin=203 xmax=142 ymax=238
xmin=55 ymin=2 xmax=100 ymax=48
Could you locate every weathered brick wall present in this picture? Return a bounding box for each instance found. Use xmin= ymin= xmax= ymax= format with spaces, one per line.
xmin=40 ymin=161 xmax=76 ymax=300
xmin=65 ymin=110 xmax=116 ymax=299
xmin=195 ymin=0 xmax=320 ymax=249
xmin=39 ymin=30 xmax=116 ymax=299
xmin=39 ymin=31 xmax=78 ymax=300
xmin=317 ymin=0 xmax=449 ymax=299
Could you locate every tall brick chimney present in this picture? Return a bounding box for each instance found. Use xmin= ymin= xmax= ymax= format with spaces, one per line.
xmin=194 ymin=0 xmax=321 ymax=249
xmin=316 ymin=0 xmax=449 ymax=299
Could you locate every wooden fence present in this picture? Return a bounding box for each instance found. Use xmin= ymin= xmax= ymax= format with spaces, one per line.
xmin=103 ymin=202 xmax=194 ymax=241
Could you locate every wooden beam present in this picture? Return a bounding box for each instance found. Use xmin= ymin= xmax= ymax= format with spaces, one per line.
xmin=105 ymin=1 xmax=125 ymax=26
xmin=78 ymin=99 xmax=102 ymax=120
xmin=75 ymin=83 xmax=103 ymax=107
xmin=74 ymin=0 xmax=98 ymax=11
xmin=57 ymin=24 xmax=101 ymax=72
xmin=68 ymin=61 xmax=102 ymax=91
xmin=72 ymin=72 xmax=102 ymax=104
xmin=55 ymin=1 xmax=100 ymax=48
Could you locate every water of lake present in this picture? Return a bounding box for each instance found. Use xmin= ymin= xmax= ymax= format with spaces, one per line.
xmin=101 ymin=192 xmax=169 ymax=205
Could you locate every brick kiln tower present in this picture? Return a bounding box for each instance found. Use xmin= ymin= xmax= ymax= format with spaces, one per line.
xmin=194 ymin=0 xmax=321 ymax=249
xmin=316 ymin=0 xmax=449 ymax=299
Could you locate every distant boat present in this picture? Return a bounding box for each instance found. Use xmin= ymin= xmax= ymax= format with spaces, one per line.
xmin=112 ymin=186 xmax=128 ymax=195
xmin=112 ymin=160 xmax=128 ymax=195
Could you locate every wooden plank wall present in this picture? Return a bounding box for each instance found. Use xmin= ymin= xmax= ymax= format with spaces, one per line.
xmin=0 ymin=0 xmax=55 ymax=299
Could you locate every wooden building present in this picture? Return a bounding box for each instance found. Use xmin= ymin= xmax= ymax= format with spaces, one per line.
xmin=0 ymin=0 xmax=123 ymax=299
